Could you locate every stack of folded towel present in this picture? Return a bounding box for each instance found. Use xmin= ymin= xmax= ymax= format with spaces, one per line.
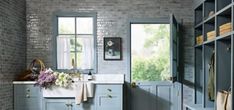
xmin=75 ymin=81 xmax=94 ymax=105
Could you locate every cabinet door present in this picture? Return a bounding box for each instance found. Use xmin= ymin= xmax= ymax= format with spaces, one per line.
xmin=95 ymin=94 xmax=122 ymax=110
xmin=14 ymin=84 xmax=42 ymax=110
xmin=71 ymin=100 xmax=94 ymax=110
xmin=44 ymin=99 xmax=70 ymax=110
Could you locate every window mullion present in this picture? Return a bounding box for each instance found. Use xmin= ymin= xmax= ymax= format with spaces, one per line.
xmin=75 ymin=17 xmax=77 ymax=70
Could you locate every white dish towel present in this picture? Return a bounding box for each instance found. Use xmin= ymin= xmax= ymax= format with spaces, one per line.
xmin=75 ymin=81 xmax=94 ymax=105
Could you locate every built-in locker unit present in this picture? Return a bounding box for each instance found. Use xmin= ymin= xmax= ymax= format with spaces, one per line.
xmin=185 ymin=0 xmax=234 ymax=110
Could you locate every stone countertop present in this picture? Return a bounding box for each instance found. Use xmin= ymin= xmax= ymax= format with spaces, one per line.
xmin=13 ymin=74 xmax=125 ymax=84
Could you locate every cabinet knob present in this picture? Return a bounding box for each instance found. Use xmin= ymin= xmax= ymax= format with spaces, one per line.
xmin=26 ymin=88 xmax=30 ymax=92
xmin=26 ymin=94 xmax=30 ymax=98
xmin=107 ymin=94 xmax=112 ymax=98
xmin=107 ymin=89 xmax=112 ymax=92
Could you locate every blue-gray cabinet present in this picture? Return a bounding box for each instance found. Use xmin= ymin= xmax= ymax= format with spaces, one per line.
xmin=14 ymin=84 xmax=42 ymax=110
xmin=43 ymin=84 xmax=123 ymax=110
xmin=14 ymin=83 xmax=123 ymax=110
xmin=95 ymin=85 xmax=123 ymax=110
xmin=43 ymin=99 xmax=95 ymax=110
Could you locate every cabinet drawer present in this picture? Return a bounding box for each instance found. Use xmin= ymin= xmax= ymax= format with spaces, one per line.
xmin=14 ymin=84 xmax=40 ymax=97
xmin=95 ymin=85 xmax=122 ymax=94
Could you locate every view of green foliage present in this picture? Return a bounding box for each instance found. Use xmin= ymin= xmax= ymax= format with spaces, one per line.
xmin=132 ymin=24 xmax=170 ymax=81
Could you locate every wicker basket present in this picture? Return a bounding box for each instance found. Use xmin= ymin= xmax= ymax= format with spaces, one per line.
xmin=207 ymin=31 xmax=216 ymax=41
xmin=219 ymin=22 xmax=232 ymax=36
xmin=196 ymin=35 xmax=203 ymax=45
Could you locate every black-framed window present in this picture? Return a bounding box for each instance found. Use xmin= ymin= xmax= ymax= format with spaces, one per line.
xmin=54 ymin=13 xmax=97 ymax=72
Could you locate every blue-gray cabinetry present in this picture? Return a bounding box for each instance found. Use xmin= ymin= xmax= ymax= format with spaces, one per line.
xmin=95 ymin=85 xmax=123 ymax=110
xmin=43 ymin=99 xmax=95 ymax=110
xmin=43 ymin=84 xmax=123 ymax=110
xmin=14 ymin=84 xmax=42 ymax=110
xmin=192 ymin=0 xmax=234 ymax=109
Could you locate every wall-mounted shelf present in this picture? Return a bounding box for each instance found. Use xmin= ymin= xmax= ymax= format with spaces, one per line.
xmin=192 ymin=0 xmax=234 ymax=110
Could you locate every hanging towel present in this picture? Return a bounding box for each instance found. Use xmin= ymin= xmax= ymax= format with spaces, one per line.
xmin=208 ymin=52 xmax=215 ymax=101
xmin=75 ymin=82 xmax=84 ymax=105
xmin=75 ymin=82 xmax=94 ymax=105
xmin=86 ymin=82 xmax=94 ymax=97
xmin=83 ymin=82 xmax=88 ymax=102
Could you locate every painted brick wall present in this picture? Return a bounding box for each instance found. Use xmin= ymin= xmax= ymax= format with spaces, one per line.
xmin=0 ymin=0 xmax=26 ymax=110
xmin=26 ymin=0 xmax=195 ymax=109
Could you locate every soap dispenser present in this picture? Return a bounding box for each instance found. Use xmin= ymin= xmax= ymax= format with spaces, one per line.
xmin=87 ymin=70 xmax=93 ymax=80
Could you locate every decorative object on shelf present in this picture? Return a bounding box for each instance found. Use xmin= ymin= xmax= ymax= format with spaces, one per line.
xmin=104 ymin=37 xmax=122 ymax=60
xmin=208 ymin=52 xmax=215 ymax=101
xmin=196 ymin=35 xmax=203 ymax=45
xmin=207 ymin=31 xmax=216 ymax=41
xmin=216 ymin=89 xmax=232 ymax=110
xmin=219 ymin=22 xmax=232 ymax=36
xmin=35 ymin=68 xmax=73 ymax=89
xmin=16 ymin=59 xmax=45 ymax=81
xmin=208 ymin=11 xmax=215 ymax=17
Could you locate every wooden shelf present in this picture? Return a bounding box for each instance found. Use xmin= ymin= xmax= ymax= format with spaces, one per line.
xmin=204 ymin=15 xmax=215 ymax=24
xmin=203 ymin=39 xmax=215 ymax=45
xmin=216 ymin=31 xmax=233 ymax=41
xmin=195 ymin=44 xmax=203 ymax=48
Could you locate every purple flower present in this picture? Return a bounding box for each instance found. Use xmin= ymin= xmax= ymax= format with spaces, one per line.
xmin=35 ymin=68 xmax=57 ymax=89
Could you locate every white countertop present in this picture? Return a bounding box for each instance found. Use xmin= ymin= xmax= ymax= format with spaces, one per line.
xmin=13 ymin=81 xmax=36 ymax=84
xmin=13 ymin=74 xmax=125 ymax=84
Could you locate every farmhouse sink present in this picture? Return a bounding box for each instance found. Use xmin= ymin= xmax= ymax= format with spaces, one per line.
xmin=42 ymin=74 xmax=124 ymax=98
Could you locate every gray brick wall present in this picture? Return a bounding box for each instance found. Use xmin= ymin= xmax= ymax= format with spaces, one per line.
xmin=0 ymin=0 xmax=26 ymax=110
xmin=25 ymin=0 xmax=195 ymax=109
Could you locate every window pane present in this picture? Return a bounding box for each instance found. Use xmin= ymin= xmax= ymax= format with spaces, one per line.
xmin=76 ymin=17 xmax=93 ymax=34
xmin=131 ymin=24 xmax=170 ymax=81
xmin=57 ymin=35 xmax=75 ymax=69
xmin=76 ymin=37 xmax=94 ymax=69
xmin=58 ymin=17 xmax=75 ymax=34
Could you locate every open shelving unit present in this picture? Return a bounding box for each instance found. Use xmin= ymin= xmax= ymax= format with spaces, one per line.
xmin=186 ymin=0 xmax=234 ymax=110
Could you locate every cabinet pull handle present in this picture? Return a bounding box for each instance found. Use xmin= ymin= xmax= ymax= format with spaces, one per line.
xmin=107 ymin=89 xmax=112 ymax=92
xmin=66 ymin=104 xmax=72 ymax=110
xmin=66 ymin=104 xmax=73 ymax=106
xmin=107 ymin=94 xmax=112 ymax=98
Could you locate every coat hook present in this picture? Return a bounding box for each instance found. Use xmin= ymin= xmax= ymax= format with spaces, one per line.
xmin=227 ymin=45 xmax=231 ymax=52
